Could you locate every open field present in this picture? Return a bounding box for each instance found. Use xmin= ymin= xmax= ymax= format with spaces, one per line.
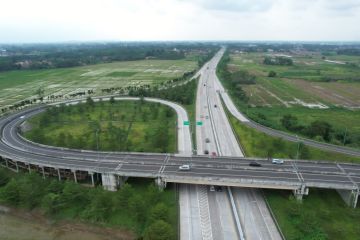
xmin=24 ymin=100 xmax=177 ymax=153
xmin=0 ymin=58 xmax=197 ymax=107
xmin=265 ymin=189 xmax=360 ymax=240
xmin=228 ymin=113 xmax=360 ymax=162
xmin=229 ymin=52 xmax=360 ymax=108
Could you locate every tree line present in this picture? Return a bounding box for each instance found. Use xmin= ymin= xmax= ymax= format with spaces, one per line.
xmin=0 ymin=168 xmax=176 ymax=240
xmin=217 ymin=51 xmax=250 ymax=103
xmin=128 ymin=77 xmax=197 ymax=106
xmin=280 ymin=114 xmax=359 ymax=147
xmin=0 ymin=42 xmax=218 ymax=72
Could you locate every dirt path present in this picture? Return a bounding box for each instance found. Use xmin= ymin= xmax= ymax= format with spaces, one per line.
xmin=0 ymin=206 xmax=135 ymax=240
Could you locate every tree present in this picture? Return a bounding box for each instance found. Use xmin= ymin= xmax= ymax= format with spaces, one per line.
xmin=86 ymin=96 xmax=95 ymax=107
xmin=81 ymin=189 xmax=113 ymax=222
xmin=116 ymin=183 xmax=134 ymax=208
xmin=42 ymin=193 xmax=61 ymax=215
xmin=268 ymin=71 xmax=277 ymax=77
xmin=110 ymin=96 xmax=115 ymax=104
xmin=144 ymin=220 xmax=175 ymax=240
xmin=149 ymin=203 xmax=169 ymax=223
xmin=0 ymin=168 xmax=10 ymax=187
xmin=281 ymin=114 xmax=298 ymax=131
xmin=128 ymin=194 xmax=146 ymax=224
xmin=305 ymin=121 xmax=333 ymax=142
xmin=35 ymin=86 xmax=45 ymax=101
xmin=0 ymin=178 xmax=21 ymax=205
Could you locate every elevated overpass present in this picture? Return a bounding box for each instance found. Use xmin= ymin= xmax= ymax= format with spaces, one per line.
xmin=0 ymin=104 xmax=359 ymax=208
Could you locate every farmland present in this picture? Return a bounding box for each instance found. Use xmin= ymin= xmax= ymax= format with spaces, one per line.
xmin=224 ymin=49 xmax=360 ymax=148
xmin=0 ymin=58 xmax=197 ymax=108
xmin=229 ymin=52 xmax=360 ymax=108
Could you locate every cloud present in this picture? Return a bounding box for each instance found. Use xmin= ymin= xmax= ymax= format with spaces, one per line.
xmin=180 ymin=0 xmax=274 ymax=12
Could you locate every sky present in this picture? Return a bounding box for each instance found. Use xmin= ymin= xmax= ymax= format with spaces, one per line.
xmin=0 ymin=0 xmax=360 ymax=43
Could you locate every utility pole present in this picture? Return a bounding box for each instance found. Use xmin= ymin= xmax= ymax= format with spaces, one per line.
xmin=95 ymin=128 xmax=100 ymax=163
xmin=343 ymin=127 xmax=348 ymax=146
xmin=296 ymin=135 xmax=300 ymax=160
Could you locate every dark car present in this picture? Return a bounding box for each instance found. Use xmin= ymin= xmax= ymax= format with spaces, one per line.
xmin=249 ymin=161 xmax=262 ymax=167
xmin=204 ymin=150 xmax=209 ymax=155
xmin=215 ymin=186 xmax=223 ymax=192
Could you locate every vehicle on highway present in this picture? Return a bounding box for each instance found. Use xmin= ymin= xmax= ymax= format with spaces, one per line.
xmin=205 ymin=138 xmax=210 ymax=143
xmin=211 ymin=152 xmax=217 ymax=157
xmin=179 ymin=164 xmax=191 ymax=171
xmin=19 ymin=115 xmax=25 ymax=119
xmin=209 ymin=185 xmax=215 ymax=191
xmin=249 ymin=161 xmax=262 ymax=167
xmin=204 ymin=150 xmax=209 ymax=154
xmin=272 ymin=158 xmax=284 ymax=164
xmin=214 ymin=104 xmax=217 ymax=108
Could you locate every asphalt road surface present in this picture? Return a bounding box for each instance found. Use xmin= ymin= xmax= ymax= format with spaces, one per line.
xmin=197 ymin=48 xmax=282 ymax=240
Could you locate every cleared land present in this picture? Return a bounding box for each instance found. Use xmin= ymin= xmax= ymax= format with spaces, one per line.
xmin=0 ymin=58 xmax=197 ymax=107
xmin=24 ymin=100 xmax=177 ymax=153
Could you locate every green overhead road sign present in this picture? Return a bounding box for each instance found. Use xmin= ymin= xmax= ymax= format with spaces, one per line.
xmin=196 ymin=121 xmax=203 ymax=126
xmin=183 ymin=121 xmax=190 ymax=126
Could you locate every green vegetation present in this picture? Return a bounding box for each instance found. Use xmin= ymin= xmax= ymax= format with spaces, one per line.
xmin=265 ymin=189 xmax=360 ymax=240
xmin=217 ymin=51 xmax=250 ymax=102
xmin=0 ymin=58 xmax=198 ymax=109
xmin=219 ymin=48 xmax=360 ymax=149
xmin=228 ymin=113 xmax=360 ymax=162
xmin=263 ymin=56 xmax=293 ymax=66
xmin=24 ymin=99 xmax=177 ymax=153
xmin=0 ymin=169 xmax=177 ymax=239
xmin=246 ymin=107 xmax=360 ymax=149
xmin=228 ymin=110 xmax=360 ymax=239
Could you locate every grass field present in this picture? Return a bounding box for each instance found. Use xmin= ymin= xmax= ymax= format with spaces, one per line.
xmin=265 ymin=189 xmax=360 ymax=240
xmin=24 ymin=100 xmax=177 ymax=153
xmin=0 ymin=58 xmax=197 ymax=107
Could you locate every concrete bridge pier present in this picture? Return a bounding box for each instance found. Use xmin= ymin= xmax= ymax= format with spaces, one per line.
xmin=293 ymin=185 xmax=309 ymax=201
xmin=117 ymin=176 xmax=128 ymax=188
xmin=102 ymin=173 xmax=117 ymax=191
xmin=155 ymin=177 xmax=166 ymax=190
xmin=337 ymin=188 xmax=359 ymax=208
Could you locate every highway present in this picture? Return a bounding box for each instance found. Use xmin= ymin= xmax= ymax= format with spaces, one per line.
xmin=1 ymin=50 xmax=360 ymax=239
xmin=196 ymin=49 xmax=282 ymax=240
xmin=1 ymin=104 xmax=359 ymax=190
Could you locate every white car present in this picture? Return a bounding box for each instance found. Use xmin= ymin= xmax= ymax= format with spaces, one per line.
xmin=179 ymin=164 xmax=191 ymax=171
xmin=272 ymin=158 xmax=284 ymax=164
xmin=209 ymin=185 xmax=215 ymax=192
